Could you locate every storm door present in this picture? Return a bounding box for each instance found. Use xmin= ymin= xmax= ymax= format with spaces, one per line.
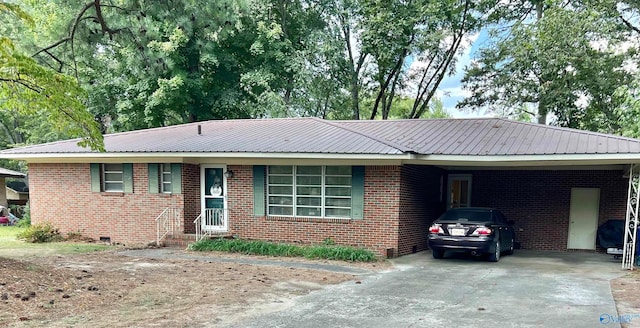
xmin=201 ymin=165 xmax=228 ymax=232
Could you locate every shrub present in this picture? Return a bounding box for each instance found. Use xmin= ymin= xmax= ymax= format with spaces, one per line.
xmin=17 ymin=222 xmax=63 ymax=243
xmin=189 ymin=238 xmax=377 ymax=262
xmin=16 ymin=203 xmax=31 ymax=227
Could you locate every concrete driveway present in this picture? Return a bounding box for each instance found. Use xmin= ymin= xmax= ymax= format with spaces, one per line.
xmin=230 ymin=250 xmax=624 ymax=328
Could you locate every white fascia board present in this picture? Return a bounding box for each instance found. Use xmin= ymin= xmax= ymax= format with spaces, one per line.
xmin=6 ymin=152 xmax=410 ymax=164
xmin=407 ymin=154 xmax=640 ymax=166
xmin=9 ymin=152 xmax=640 ymax=167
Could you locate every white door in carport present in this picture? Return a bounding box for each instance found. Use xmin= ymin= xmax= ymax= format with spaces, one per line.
xmin=567 ymin=188 xmax=600 ymax=250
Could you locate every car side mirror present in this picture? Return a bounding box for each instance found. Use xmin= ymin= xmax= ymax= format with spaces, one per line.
xmin=507 ymin=220 xmax=515 ymax=226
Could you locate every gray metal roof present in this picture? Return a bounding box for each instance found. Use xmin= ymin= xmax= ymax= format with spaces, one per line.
xmin=3 ymin=117 xmax=640 ymax=157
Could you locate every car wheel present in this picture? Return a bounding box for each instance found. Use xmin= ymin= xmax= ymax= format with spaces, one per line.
xmin=504 ymin=238 xmax=515 ymax=255
xmin=432 ymin=249 xmax=444 ymax=259
xmin=488 ymin=240 xmax=500 ymax=262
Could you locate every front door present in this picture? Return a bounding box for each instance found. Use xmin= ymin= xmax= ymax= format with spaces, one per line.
xmin=567 ymin=188 xmax=600 ymax=250
xmin=201 ymin=165 xmax=228 ymax=232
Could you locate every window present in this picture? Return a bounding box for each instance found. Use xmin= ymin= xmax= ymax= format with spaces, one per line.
xmin=90 ymin=163 xmax=133 ymax=193
xmin=447 ymin=174 xmax=472 ymax=208
xmin=161 ymin=163 xmax=172 ymax=193
xmin=267 ymin=166 xmax=352 ymax=218
xmin=102 ymin=164 xmax=124 ymax=192
xmin=147 ymin=163 xmax=182 ymax=194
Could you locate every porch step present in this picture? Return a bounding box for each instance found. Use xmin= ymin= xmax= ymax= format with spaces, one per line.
xmin=162 ymin=233 xmax=196 ymax=248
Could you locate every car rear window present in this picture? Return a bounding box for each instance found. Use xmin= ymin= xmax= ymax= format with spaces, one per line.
xmin=439 ymin=209 xmax=492 ymax=222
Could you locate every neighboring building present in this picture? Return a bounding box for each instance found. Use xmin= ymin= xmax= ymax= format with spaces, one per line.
xmin=1 ymin=117 xmax=640 ymax=257
xmin=6 ymin=180 xmax=29 ymax=206
xmin=0 ymin=167 xmax=26 ymax=208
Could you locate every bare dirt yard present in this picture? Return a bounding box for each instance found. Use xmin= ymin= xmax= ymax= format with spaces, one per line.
xmin=1 ymin=242 xmax=638 ymax=327
xmin=0 ymin=248 xmax=386 ymax=327
xmin=611 ymin=270 xmax=640 ymax=328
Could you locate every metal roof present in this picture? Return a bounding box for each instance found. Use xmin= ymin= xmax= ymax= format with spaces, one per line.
xmin=1 ymin=117 xmax=403 ymax=155
xmin=338 ymin=118 xmax=640 ymax=155
xmin=2 ymin=117 xmax=640 ymax=157
xmin=0 ymin=167 xmax=25 ymax=178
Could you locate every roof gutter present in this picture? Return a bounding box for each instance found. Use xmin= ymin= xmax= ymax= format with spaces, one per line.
xmin=408 ymin=154 xmax=640 ymax=166
xmin=1 ymin=152 xmax=412 ymax=163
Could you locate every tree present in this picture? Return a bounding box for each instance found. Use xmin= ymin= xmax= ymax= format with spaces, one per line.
xmin=588 ymin=0 xmax=640 ymax=34
xmin=21 ymin=0 xmax=340 ymax=130
xmin=458 ymin=2 xmax=634 ymax=132
xmin=0 ymin=2 xmax=103 ymax=150
xmin=9 ymin=0 xmax=493 ymax=134
xmin=311 ymin=0 xmax=490 ymax=120
xmin=358 ymin=0 xmax=486 ymax=120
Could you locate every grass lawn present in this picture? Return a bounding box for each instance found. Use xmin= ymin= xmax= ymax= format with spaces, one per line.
xmin=0 ymin=226 xmax=114 ymax=257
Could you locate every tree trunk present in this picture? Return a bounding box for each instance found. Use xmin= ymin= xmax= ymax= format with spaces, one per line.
xmin=341 ymin=18 xmax=363 ymax=120
xmin=537 ymin=95 xmax=547 ymax=124
xmin=536 ymin=0 xmax=545 ymax=125
xmin=370 ymin=51 xmax=407 ymax=120
xmin=351 ymin=71 xmax=360 ymax=120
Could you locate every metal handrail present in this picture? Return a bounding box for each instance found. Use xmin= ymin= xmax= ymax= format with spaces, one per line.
xmin=194 ymin=212 xmax=203 ymax=242
xmin=155 ymin=207 xmax=182 ymax=246
xmin=193 ymin=208 xmax=226 ymax=242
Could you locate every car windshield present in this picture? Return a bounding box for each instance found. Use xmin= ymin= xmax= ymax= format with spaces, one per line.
xmin=438 ymin=209 xmax=492 ymax=222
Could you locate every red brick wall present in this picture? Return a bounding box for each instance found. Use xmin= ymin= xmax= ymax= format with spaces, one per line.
xmin=30 ymin=162 xmax=625 ymax=254
xmin=182 ymin=163 xmax=200 ymax=234
xmin=29 ymin=163 xmax=184 ymax=246
xmin=398 ymin=165 xmax=446 ymax=255
xmin=226 ymin=165 xmax=401 ymax=257
xmin=463 ymin=170 xmax=627 ymax=250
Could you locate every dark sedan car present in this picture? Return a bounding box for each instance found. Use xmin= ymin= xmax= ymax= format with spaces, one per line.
xmin=428 ymin=207 xmax=515 ymax=262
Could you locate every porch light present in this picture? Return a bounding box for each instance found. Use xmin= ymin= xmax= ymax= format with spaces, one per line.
xmin=224 ymin=170 xmax=234 ymax=178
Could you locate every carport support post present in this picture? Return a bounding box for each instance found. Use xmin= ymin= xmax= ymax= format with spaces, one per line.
xmin=622 ymin=164 xmax=640 ymax=270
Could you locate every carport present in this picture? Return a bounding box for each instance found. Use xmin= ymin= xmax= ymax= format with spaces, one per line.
xmin=401 ymin=165 xmax=632 ymax=255
xmin=395 ymin=124 xmax=640 ymax=268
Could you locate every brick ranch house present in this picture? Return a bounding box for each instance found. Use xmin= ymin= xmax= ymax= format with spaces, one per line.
xmin=2 ymin=117 xmax=640 ymax=257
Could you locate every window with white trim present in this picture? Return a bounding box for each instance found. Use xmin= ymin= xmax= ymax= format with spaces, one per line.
xmin=267 ymin=166 xmax=352 ymax=218
xmin=102 ymin=163 xmax=124 ymax=192
xmin=161 ymin=163 xmax=172 ymax=193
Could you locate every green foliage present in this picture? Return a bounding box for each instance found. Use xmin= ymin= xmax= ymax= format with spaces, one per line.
xmin=189 ymin=238 xmax=377 ymax=262
xmin=614 ymin=78 xmax=640 ymax=138
xmin=16 ymin=202 xmax=30 ymax=227
xmin=385 ymin=97 xmax=450 ymax=119
xmin=0 ymin=3 xmax=30 ymax=21
xmin=458 ymin=2 xmax=634 ymax=133
xmin=3 ymin=0 xmax=636 ymax=143
xmin=0 ymin=3 xmax=104 ymax=151
xmin=17 ymin=222 xmax=62 ymax=243
xmin=1 ymin=0 xmax=488 ymax=135
xmin=303 ymin=245 xmax=377 ymax=262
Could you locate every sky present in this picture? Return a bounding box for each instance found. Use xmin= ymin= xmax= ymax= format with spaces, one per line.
xmin=432 ymin=30 xmax=492 ymax=119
